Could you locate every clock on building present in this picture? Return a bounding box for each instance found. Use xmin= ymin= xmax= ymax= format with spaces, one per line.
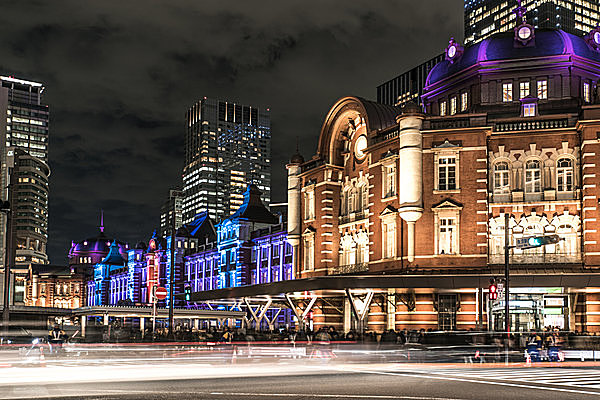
xmin=515 ymin=22 xmax=534 ymax=45
xmin=354 ymin=135 xmax=367 ymax=160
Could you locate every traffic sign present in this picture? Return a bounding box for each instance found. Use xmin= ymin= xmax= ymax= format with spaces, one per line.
xmin=154 ymin=286 xmax=168 ymax=300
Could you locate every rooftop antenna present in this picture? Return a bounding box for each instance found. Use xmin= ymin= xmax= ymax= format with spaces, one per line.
xmin=99 ymin=209 xmax=105 ymax=233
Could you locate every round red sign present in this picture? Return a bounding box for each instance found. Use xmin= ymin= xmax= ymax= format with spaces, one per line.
xmin=154 ymin=287 xmax=168 ymax=300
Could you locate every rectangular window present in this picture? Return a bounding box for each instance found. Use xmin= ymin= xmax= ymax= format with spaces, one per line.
xmin=382 ymin=164 xmax=396 ymax=198
xmin=584 ymin=82 xmax=591 ymax=103
xmin=438 ymin=294 xmax=457 ymax=331
xmin=523 ymin=103 xmax=536 ymax=117
xmin=537 ymin=80 xmax=548 ymax=99
xmin=382 ymin=222 xmax=396 ymax=259
xmin=440 ymin=101 xmax=447 ymax=116
xmin=303 ymin=236 xmax=314 ymax=271
xmin=502 ymin=83 xmax=513 ymax=102
xmin=519 ymin=81 xmax=530 ymax=99
xmin=438 ymin=218 xmax=456 ymax=255
xmin=450 ymin=96 xmax=457 ymax=115
xmin=557 ymin=158 xmax=574 ymax=192
xmin=304 ymin=190 xmax=315 ymax=220
xmin=461 ymin=92 xmax=468 ymax=111
xmin=438 ymin=156 xmax=457 ymax=190
xmin=524 ymin=160 xmax=542 ymax=193
xmin=273 ymin=244 xmax=280 ymax=258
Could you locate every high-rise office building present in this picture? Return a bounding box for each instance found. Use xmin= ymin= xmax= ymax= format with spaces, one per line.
xmin=160 ymin=188 xmax=183 ymax=237
xmin=183 ymin=98 xmax=271 ymax=223
xmin=0 ymin=76 xmax=50 ymax=304
xmin=376 ymin=54 xmax=445 ymax=106
xmin=465 ymin=0 xmax=600 ymax=44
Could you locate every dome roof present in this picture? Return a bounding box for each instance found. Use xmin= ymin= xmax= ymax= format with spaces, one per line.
xmin=426 ymin=29 xmax=600 ymax=87
xmin=68 ymin=230 xmax=128 ymax=258
xmin=289 ymin=152 xmax=305 ymax=164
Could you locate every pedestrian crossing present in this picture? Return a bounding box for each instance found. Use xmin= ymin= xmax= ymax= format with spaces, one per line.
xmin=426 ymin=367 xmax=600 ymax=390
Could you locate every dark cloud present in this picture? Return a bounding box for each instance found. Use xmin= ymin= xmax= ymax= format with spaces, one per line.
xmin=0 ymin=0 xmax=463 ymax=263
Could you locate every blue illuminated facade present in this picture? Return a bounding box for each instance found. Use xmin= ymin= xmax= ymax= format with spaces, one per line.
xmin=85 ymin=184 xmax=293 ymax=308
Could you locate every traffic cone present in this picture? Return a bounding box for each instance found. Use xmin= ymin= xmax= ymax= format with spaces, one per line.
xmin=525 ymin=351 xmax=531 ymax=367
xmin=39 ymin=346 xmax=46 ymax=368
xmin=231 ymin=346 xmax=237 ymax=364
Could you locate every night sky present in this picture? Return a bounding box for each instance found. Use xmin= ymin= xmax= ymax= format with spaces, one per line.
xmin=1 ymin=1 xmax=462 ymax=264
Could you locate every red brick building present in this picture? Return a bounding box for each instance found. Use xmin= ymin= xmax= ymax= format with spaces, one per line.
xmin=286 ymin=27 xmax=600 ymax=333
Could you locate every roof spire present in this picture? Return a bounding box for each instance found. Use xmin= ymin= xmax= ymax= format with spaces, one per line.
xmin=99 ymin=209 xmax=104 ymax=233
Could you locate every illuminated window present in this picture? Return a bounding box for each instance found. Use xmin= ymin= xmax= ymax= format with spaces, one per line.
xmin=557 ymin=157 xmax=574 ymax=192
xmin=502 ymin=83 xmax=513 ymax=102
xmin=519 ymin=81 xmax=530 ymax=99
xmin=438 ymin=218 xmax=457 ymax=255
xmin=450 ymin=96 xmax=457 ymax=115
xmin=524 ymin=160 xmax=541 ymax=193
xmin=304 ymin=190 xmax=315 ymax=220
xmin=302 ymin=234 xmax=314 ymax=271
xmin=440 ymin=101 xmax=447 ymax=116
xmin=584 ymin=82 xmax=591 ymax=103
xmin=493 ymin=161 xmax=510 ymax=194
xmin=537 ymin=80 xmax=548 ymax=99
xmin=461 ymin=92 xmax=468 ymax=111
xmin=523 ymin=103 xmax=536 ymax=117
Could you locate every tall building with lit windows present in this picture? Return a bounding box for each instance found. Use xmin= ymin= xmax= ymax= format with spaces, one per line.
xmin=0 ymin=76 xmax=50 ymax=305
xmin=378 ymin=1 xmax=600 ymax=107
xmin=465 ymin=0 xmax=600 ymax=44
xmin=183 ymin=98 xmax=271 ymax=223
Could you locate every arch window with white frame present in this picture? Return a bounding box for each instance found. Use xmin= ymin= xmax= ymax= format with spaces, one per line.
xmin=524 ymin=159 xmax=541 ymax=193
xmin=493 ymin=161 xmax=510 ymax=194
xmin=357 ymin=184 xmax=368 ymax=213
xmin=557 ymin=157 xmax=574 ymax=192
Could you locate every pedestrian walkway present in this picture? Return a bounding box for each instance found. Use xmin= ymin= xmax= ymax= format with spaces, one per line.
xmin=425 ymin=367 xmax=600 ymax=390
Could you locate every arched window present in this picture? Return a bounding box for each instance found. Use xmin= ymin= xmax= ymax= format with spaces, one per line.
xmin=557 ymin=157 xmax=574 ymax=192
xmin=493 ymin=161 xmax=510 ymax=194
xmin=524 ymin=160 xmax=541 ymax=193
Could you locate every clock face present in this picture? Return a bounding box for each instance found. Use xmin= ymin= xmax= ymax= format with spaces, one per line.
xmin=594 ymin=31 xmax=600 ymax=45
xmin=518 ymin=26 xmax=531 ymax=40
xmin=354 ymin=135 xmax=367 ymax=159
xmin=447 ymin=45 xmax=456 ymax=58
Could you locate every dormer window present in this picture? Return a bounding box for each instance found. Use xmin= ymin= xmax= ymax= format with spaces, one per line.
xmin=520 ymin=96 xmax=538 ymax=117
xmin=584 ymin=82 xmax=591 ymax=103
xmin=523 ymin=103 xmax=536 ymax=117
xmin=450 ymin=96 xmax=457 ymax=115
xmin=502 ymin=83 xmax=513 ymax=102
xmin=440 ymin=101 xmax=447 ymax=116
xmin=519 ymin=82 xmax=530 ymax=99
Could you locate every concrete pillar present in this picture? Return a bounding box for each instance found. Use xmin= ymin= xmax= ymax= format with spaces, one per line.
xmin=397 ymin=103 xmax=424 ymax=263
xmin=286 ymin=156 xmax=303 ymax=278
xmin=140 ymin=317 xmax=145 ymax=337
xmin=387 ymin=289 xmax=396 ymax=330
xmin=81 ymin=315 xmax=86 ymax=338
xmin=103 ymin=314 xmax=109 ymax=326
xmin=194 ymin=319 xmax=199 ymax=330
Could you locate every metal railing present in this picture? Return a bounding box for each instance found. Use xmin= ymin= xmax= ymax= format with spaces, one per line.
xmin=494 ymin=118 xmax=570 ymax=132
xmin=339 ymin=210 xmax=369 ymax=225
xmin=329 ymin=262 xmax=369 ymax=275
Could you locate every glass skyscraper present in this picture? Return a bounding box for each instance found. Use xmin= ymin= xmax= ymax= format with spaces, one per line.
xmin=183 ymin=98 xmax=271 ymax=223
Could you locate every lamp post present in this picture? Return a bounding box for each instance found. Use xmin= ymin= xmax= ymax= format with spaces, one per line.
xmin=167 ymin=213 xmax=176 ymax=338
xmin=1 ymin=156 xmax=17 ymax=337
